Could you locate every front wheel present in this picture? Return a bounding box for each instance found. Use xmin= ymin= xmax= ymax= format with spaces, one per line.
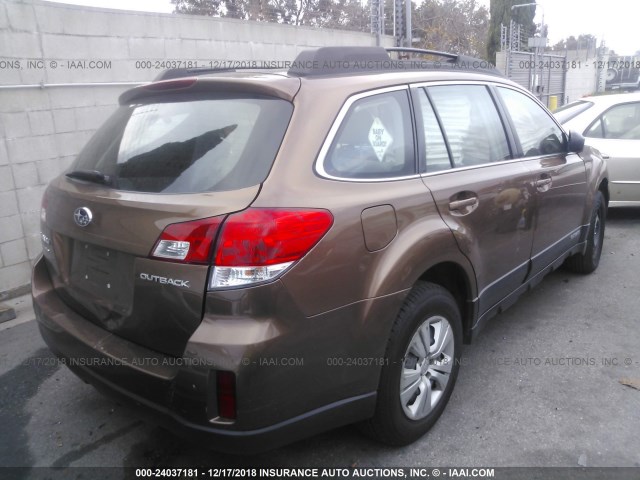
xmin=565 ymin=191 xmax=606 ymax=274
xmin=361 ymin=282 xmax=462 ymax=446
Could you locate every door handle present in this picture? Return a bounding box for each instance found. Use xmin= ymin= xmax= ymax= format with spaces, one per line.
xmin=449 ymin=197 xmax=478 ymax=211
xmin=601 ymin=153 xmax=610 ymax=159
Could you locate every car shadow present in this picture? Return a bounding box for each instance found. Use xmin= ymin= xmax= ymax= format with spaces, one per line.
xmin=607 ymin=206 xmax=640 ymax=221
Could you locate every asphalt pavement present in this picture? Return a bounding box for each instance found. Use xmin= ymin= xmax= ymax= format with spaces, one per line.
xmin=1 ymin=208 xmax=639 ymax=474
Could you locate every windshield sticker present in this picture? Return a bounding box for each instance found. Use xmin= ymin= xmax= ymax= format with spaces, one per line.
xmin=368 ymin=117 xmax=393 ymax=162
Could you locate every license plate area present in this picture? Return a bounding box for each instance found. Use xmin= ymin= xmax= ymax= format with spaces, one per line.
xmin=69 ymin=240 xmax=134 ymax=318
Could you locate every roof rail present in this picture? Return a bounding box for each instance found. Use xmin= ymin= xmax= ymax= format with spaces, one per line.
xmin=151 ymin=47 xmax=501 ymax=81
xmin=386 ymin=47 xmax=458 ymax=60
xmin=286 ymin=46 xmax=501 ymax=77
xmin=286 ymin=46 xmax=391 ymax=77
xmin=386 ymin=47 xmax=501 ymax=76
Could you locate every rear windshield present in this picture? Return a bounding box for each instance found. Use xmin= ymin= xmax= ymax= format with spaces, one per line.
xmin=70 ymin=95 xmax=293 ymax=193
xmin=553 ymin=100 xmax=594 ymax=124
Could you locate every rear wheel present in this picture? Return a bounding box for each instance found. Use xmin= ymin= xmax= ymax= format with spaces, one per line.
xmin=565 ymin=191 xmax=606 ymax=274
xmin=361 ymin=282 xmax=462 ymax=445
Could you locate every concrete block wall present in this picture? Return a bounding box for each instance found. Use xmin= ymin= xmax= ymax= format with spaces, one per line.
xmin=0 ymin=0 xmax=389 ymax=296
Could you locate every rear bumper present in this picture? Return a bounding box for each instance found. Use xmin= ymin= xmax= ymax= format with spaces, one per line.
xmin=33 ymin=256 xmax=405 ymax=452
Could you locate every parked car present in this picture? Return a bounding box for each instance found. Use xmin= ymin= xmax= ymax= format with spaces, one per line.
xmin=555 ymin=92 xmax=640 ymax=206
xmin=33 ymin=46 xmax=608 ymax=453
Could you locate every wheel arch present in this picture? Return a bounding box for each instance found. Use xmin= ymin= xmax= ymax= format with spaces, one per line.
xmin=599 ymin=177 xmax=610 ymax=206
xmin=418 ymin=262 xmax=476 ymax=344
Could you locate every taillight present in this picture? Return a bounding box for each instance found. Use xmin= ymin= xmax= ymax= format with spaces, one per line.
xmin=210 ymin=208 xmax=333 ymax=289
xmin=150 ymin=209 xmax=332 ymax=286
xmin=216 ymin=371 xmax=236 ymax=420
xmin=150 ymin=216 xmax=224 ymax=264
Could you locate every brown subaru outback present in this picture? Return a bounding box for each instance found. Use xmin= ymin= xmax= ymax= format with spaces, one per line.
xmin=32 ymin=47 xmax=608 ymax=453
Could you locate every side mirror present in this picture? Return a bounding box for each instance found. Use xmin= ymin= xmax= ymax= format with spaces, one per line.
xmin=567 ymin=130 xmax=585 ymax=153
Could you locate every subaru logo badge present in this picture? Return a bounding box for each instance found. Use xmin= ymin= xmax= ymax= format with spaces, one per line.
xmin=73 ymin=207 xmax=93 ymax=227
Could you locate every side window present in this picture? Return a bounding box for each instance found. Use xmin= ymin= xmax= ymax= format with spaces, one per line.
xmin=324 ymin=90 xmax=415 ymax=179
xmin=427 ymin=85 xmax=511 ymax=167
xmin=416 ymin=89 xmax=451 ymax=172
xmin=497 ymin=87 xmax=565 ymax=157
xmin=584 ymin=102 xmax=640 ymax=140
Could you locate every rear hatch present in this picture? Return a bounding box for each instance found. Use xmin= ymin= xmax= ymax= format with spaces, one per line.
xmin=41 ymin=81 xmax=294 ymax=357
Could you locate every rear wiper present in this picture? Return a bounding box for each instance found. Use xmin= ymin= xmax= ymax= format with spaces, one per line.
xmin=66 ymin=169 xmax=112 ymax=186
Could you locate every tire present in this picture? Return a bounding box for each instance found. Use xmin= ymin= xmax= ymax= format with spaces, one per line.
xmin=565 ymin=191 xmax=606 ymax=274
xmin=360 ymin=282 xmax=462 ymax=446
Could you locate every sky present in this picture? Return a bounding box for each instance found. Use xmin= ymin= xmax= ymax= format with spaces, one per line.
xmin=44 ymin=0 xmax=640 ymax=56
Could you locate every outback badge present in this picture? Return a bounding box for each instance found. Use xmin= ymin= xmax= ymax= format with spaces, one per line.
xmin=73 ymin=207 xmax=93 ymax=227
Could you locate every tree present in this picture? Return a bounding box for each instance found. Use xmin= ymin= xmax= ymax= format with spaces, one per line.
xmin=551 ymin=34 xmax=598 ymax=52
xmin=171 ymin=0 xmax=488 ymax=49
xmin=171 ymin=0 xmax=368 ymax=29
xmin=172 ymin=0 xmax=222 ymax=16
xmin=413 ymin=0 xmax=490 ymax=59
xmin=486 ymin=0 xmax=536 ymax=64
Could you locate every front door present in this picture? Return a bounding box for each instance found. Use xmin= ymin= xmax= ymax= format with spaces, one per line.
xmin=494 ymin=86 xmax=588 ymax=277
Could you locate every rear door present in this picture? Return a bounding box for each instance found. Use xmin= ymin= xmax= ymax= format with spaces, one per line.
xmin=42 ymin=92 xmax=293 ymax=356
xmin=414 ymin=84 xmax=536 ymax=316
xmin=494 ymin=86 xmax=588 ymax=277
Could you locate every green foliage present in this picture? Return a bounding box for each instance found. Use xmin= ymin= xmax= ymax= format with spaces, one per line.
xmin=414 ymin=0 xmax=489 ymax=59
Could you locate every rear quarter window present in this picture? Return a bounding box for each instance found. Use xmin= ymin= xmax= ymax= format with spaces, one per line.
xmin=321 ymin=89 xmax=415 ymax=179
xmin=70 ymin=95 xmax=293 ymax=194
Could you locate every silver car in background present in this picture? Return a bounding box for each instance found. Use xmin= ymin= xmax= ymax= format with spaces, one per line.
xmin=556 ymin=92 xmax=640 ymax=206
